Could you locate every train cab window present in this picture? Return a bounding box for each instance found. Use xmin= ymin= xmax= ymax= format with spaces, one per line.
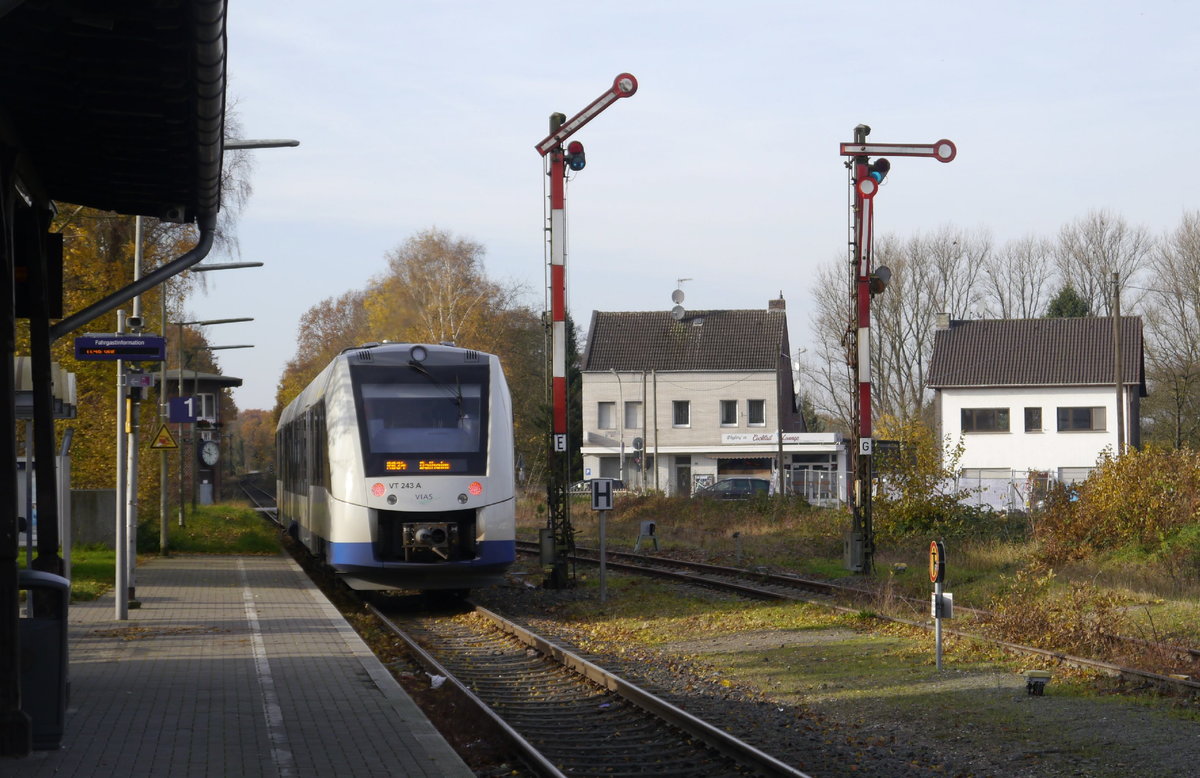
xmin=352 ymin=363 xmax=491 ymax=475
xmin=361 ymin=383 xmax=483 ymax=452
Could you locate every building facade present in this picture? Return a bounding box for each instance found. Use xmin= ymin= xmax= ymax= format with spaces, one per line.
xmin=928 ymin=316 xmax=1145 ymax=508
xmin=163 ymin=368 xmax=242 ymax=504
xmin=580 ymin=300 xmax=846 ymax=499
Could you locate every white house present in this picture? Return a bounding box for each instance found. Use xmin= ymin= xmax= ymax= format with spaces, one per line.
xmin=927 ymin=316 xmax=1145 ymax=507
xmin=580 ymin=299 xmax=846 ymax=499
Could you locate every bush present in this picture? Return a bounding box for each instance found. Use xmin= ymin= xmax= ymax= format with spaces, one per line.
xmin=1035 ymin=446 xmax=1200 ymax=564
xmin=983 ymin=563 xmax=1130 ymax=657
xmin=872 ymin=416 xmax=974 ymax=540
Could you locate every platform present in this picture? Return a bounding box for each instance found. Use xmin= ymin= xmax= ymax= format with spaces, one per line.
xmin=3 ymin=554 xmax=472 ymax=777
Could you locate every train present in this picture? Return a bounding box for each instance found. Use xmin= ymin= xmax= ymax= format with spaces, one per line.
xmin=276 ymin=342 xmax=516 ymax=592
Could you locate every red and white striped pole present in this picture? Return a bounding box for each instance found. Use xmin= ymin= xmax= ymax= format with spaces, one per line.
xmin=839 ymin=127 xmax=955 ymax=575
xmin=548 ymin=131 xmax=569 ymax=447
xmin=535 ymin=74 xmax=637 ymax=588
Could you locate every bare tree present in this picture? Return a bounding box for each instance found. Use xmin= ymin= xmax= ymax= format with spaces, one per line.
xmin=980 ymin=235 xmax=1056 ymax=318
xmin=1141 ymin=212 xmax=1200 ymax=447
xmin=803 ymin=227 xmax=993 ymax=430
xmin=800 ymin=259 xmax=855 ymax=434
xmin=1054 ymin=210 xmax=1154 ymax=315
xmin=871 ymin=227 xmax=991 ymax=422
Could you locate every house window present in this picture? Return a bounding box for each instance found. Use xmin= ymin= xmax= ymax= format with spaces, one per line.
xmin=624 ymin=401 xmax=642 ymax=430
xmin=198 ymin=392 xmax=217 ymax=421
xmin=1024 ymin=407 xmax=1042 ymax=433
xmin=1058 ymin=466 xmax=1093 ymax=484
xmin=961 ymin=407 xmax=1009 ymax=433
xmin=1057 ymin=406 xmax=1105 ymax=432
xmin=597 ymin=402 xmax=615 ymax=430
xmin=672 ymin=400 xmax=690 ymax=427
xmin=748 ymin=399 xmax=765 ymax=426
xmin=720 ymin=399 xmax=738 ymax=426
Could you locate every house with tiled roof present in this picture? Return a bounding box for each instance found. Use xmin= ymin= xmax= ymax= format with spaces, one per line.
xmin=927 ymin=315 xmax=1145 ymax=506
xmin=581 ymin=298 xmax=846 ymax=498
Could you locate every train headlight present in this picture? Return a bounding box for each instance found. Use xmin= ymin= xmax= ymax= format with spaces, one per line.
xmin=457 ymin=493 xmax=468 ymax=504
xmin=372 ymin=483 xmax=385 ymax=497
xmin=409 ymin=345 xmax=428 ymax=364
xmin=468 ymin=481 xmax=483 ymax=496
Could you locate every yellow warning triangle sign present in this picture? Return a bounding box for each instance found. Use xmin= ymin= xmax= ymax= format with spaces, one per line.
xmin=150 ymin=423 xmax=179 ymax=450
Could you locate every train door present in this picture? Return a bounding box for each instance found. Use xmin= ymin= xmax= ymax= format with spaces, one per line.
xmin=674 ymin=455 xmax=691 ymax=497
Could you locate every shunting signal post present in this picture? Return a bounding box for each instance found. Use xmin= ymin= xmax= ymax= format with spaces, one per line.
xmin=535 ymin=74 xmax=638 ymax=588
xmin=839 ymin=125 xmax=955 ymax=575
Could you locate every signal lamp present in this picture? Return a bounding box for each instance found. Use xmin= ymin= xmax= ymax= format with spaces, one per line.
xmin=868 ymin=158 xmax=891 ymax=184
xmin=565 ymin=141 xmax=586 ymax=171
xmin=869 ymin=265 xmax=892 ymax=296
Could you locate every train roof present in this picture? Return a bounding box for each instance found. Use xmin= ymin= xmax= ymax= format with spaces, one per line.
xmin=338 ymin=342 xmax=498 ymax=366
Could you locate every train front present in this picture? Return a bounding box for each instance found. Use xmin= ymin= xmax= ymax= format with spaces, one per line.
xmin=330 ymin=343 xmax=516 ymax=591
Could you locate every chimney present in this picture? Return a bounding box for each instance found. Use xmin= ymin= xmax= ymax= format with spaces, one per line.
xmin=768 ymin=294 xmax=786 ymax=312
xmin=935 ymin=312 xmax=951 ymax=330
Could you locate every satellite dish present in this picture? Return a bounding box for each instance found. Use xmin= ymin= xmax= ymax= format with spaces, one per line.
xmin=670 ymin=305 xmax=685 ymax=321
xmin=671 ymin=289 xmax=685 ymax=304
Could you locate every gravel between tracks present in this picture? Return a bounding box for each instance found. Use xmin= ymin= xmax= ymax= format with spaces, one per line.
xmin=472 ymin=579 xmax=1200 ymax=778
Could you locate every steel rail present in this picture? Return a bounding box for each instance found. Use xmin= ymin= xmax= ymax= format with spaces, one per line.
xmin=471 ymin=604 xmax=810 ymax=777
xmin=371 ymin=605 xmax=566 ymax=778
xmin=374 ymin=603 xmax=811 ymax=777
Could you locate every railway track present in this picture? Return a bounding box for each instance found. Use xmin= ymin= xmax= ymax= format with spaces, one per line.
xmin=239 ymin=477 xmax=278 ymax=524
xmin=515 ymin=540 xmax=1200 ymax=696
xmin=237 ymin=484 xmax=811 ymax=774
xmin=372 ymin=601 xmax=809 ymax=778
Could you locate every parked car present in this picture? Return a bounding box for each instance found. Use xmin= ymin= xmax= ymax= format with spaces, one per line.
xmin=693 ymin=477 xmax=771 ymax=500
xmin=568 ymin=479 xmax=626 ymax=494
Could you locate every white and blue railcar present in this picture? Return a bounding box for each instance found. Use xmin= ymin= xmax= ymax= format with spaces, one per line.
xmin=276 ymin=342 xmax=516 ymax=591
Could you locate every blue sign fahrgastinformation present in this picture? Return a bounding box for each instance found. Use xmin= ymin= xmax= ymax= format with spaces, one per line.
xmin=74 ymin=333 xmax=166 ymax=362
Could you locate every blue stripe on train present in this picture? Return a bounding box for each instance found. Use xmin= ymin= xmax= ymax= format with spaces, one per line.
xmin=327 ymin=539 xmax=516 ymax=569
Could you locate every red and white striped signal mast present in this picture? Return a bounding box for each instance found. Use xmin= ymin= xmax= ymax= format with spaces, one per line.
xmin=534 ymin=74 xmax=637 ymax=588
xmin=839 ymin=125 xmax=955 ymax=575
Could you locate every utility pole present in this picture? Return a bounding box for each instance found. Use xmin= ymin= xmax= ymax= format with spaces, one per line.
xmin=1112 ymin=270 xmax=1124 ymax=453
xmin=534 ymin=74 xmax=637 ymax=588
xmin=839 ymin=126 xmax=956 ymax=575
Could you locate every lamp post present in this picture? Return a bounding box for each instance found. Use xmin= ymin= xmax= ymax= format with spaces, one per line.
xmin=610 ymin=368 xmax=624 ymax=482
xmin=777 ymin=355 xmax=786 ymax=497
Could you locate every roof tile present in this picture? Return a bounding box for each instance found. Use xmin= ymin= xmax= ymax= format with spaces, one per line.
xmin=927 ymin=317 xmax=1144 ymax=391
xmin=583 ymin=309 xmax=789 ymax=372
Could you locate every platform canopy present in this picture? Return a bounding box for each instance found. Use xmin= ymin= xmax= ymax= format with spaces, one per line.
xmin=0 ymin=0 xmax=227 ymax=227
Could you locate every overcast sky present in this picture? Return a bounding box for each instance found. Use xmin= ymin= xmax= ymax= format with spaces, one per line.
xmin=195 ymin=1 xmax=1200 ymax=410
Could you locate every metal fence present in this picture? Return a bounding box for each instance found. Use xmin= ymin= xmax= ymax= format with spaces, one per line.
xmin=954 ymin=470 xmax=1077 ymax=512
xmin=788 ymin=468 xmax=848 ymax=507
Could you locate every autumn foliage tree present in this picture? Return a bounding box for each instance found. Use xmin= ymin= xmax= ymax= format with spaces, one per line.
xmin=1034 ymin=446 xmax=1200 ymax=571
xmin=274 ymin=227 xmax=548 ymax=484
xmin=272 ymin=289 xmax=369 ymax=416
xmin=871 ymin=414 xmax=971 ymax=538
xmin=233 ymin=409 xmax=276 ymax=476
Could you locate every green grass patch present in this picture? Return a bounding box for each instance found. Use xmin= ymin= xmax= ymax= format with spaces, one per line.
xmin=68 ymin=546 xmax=116 ymax=601
xmin=515 ymin=489 xmax=1200 ymax=648
xmin=552 ymin=570 xmax=858 ymax=647
xmin=142 ymin=503 xmax=281 ymax=554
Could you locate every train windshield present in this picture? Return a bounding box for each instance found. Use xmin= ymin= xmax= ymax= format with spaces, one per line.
xmin=352 ymin=363 xmax=491 ymax=475
xmin=360 ymin=383 xmax=482 ymax=453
